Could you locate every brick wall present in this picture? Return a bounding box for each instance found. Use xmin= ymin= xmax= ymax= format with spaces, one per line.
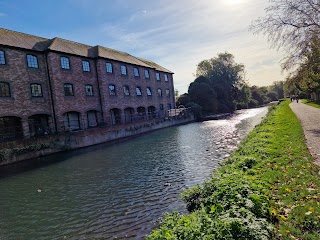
xmin=46 ymin=52 xmax=102 ymax=131
xmin=0 ymin=47 xmax=54 ymax=137
xmin=0 ymin=47 xmax=176 ymax=137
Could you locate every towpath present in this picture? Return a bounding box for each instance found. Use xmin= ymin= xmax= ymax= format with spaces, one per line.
xmin=290 ymin=101 xmax=320 ymax=167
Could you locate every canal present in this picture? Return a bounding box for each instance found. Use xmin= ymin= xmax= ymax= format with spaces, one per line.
xmin=0 ymin=107 xmax=268 ymax=240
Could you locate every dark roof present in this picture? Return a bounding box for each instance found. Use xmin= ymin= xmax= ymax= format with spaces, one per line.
xmin=137 ymin=57 xmax=174 ymax=74
xmin=0 ymin=28 xmax=173 ymax=73
xmin=0 ymin=28 xmax=52 ymax=51
xmin=96 ymin=45 xmax=151 ymax=67
xmin=48 ymin=37 xmax=92 ymax=57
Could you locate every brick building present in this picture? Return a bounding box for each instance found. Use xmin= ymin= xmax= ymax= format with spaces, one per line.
xmin=0 ymin=28 xmax=175 ymax=142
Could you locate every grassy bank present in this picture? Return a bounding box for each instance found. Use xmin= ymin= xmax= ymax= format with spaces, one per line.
xmin=301 ymin=99 xmax=320 ymax=109
xmin=147 ymin=100 xmax=320 ymax=240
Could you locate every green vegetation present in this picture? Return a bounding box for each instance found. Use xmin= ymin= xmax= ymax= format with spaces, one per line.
xmin=302 ymin=99 xmax=320 ymax=109
xmin=147 ymin=100 xmax=320 ymax=240
xmin=177 ymin=53 xmax=284 ymax=117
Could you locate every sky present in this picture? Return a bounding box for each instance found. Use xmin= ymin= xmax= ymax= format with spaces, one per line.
xmin=0 ymin=0 xmax=285 ymax=94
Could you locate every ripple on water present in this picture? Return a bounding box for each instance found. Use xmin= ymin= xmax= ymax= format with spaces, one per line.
xmin=0 ymin=107 xmax=268 ymax=240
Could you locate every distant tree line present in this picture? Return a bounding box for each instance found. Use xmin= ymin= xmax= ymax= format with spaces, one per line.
xmin=176 ymin=52 xmax=284 ymax=117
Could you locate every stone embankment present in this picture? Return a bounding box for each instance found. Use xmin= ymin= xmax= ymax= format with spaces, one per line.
xmin=0 ymin=116 xmax=194 ymax=166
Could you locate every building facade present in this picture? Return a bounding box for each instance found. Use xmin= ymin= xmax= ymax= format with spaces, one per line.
xmin=0 ymin=28 xmax=175 ymax=142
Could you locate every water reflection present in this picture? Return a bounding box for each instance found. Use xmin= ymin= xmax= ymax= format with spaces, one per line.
xmin=0 ymin=107 xmax=268 ymax=240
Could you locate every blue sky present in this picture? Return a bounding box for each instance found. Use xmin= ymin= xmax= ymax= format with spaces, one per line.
xmin=0 ymin=0 xmax=285 ymax=94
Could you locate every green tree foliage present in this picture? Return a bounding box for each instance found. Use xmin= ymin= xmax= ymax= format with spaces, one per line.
xmin=269 ymin=81 xmax=284 ymax=99
xmin=188 ymin=76 xmax=218 ymax=113
xmin=285 ymin=37 xmax=320 ymax=98
xmin=176 ymin=93 xmax=190 ymax=107
xmin=192 ymin=52 xmax=246 ymax=113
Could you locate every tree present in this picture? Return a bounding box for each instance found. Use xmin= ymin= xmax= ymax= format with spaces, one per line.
xmin=250 ymin=0 xmax=320 ymax=70
xmin=176 ymin=93 xmax=190 ymax=107
xmin=188 ymin=76 xmax=218 ymax=113
xmin=195 ymin=52 xmax=246 ymax=112
xmin=269 ymin=81 xmax=284 ymax=99
xmin=285 ymin=37 xmax=320 ymax=98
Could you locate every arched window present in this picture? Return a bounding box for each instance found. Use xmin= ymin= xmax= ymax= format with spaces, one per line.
xmin=121 ymin=65 xmax=127 ymax=75
xmin=26 ymin=54 xmax=38 ymax=68
xmin=64 ymin=83 xmax=74 ymax=96
xmin=30 ymin=83 xmax=43 ymax=97
xmin=157 ymin=88 xmax=162 ymax=97
xmin=123 ymin=85 xmax=130 ymax=96
xmin=133 ymin=67 xmax=139 ymax=77
xmin=60 ymin=56 xmax=70 ymax=69
xmin=144 ymin=69 xmax=150 ymax=79
xmin=85 ymin=84 xmax=93 ymax=96
xmin=108 ymin=84 xmax=116 ymax=95
xmin=147 ymin=87 xmax=152 ymax=96
xmin=136 ymin=86 xmax=142 ymax=96
xmin=106 ymin=62 xmax=113 ymax=73
xmin=63 ymin=112 xmax=80 ymax=131
xmin=0 ymin=50 xmax=6 ymax=65
xmin=156 ymin=72 xmax=160 ymax=81
xmin=82 ymin=60 xmax=90 ymax=72
xmin=166 ymin=89 xmax=170 ymax=97
xmin=0 ymin=82 xmax=10 ymax=97
xmin=87 ymin=110 xmax=98 ymax=127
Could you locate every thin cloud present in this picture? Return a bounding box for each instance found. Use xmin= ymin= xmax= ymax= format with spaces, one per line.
xmin=0 ymin=13 xmax=7 ymax=17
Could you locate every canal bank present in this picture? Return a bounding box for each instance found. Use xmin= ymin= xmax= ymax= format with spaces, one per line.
xmin=0 ymin=107 xmax=268 ymax=240
xmin=147 ymin=101 xmax=320 ymax=240
xmin=0 ymin=115 xmax=194 ymax=166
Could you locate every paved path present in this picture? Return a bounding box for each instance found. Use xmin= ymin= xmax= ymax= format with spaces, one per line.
xmin=290 ymin=101 xmax=320 ymax=167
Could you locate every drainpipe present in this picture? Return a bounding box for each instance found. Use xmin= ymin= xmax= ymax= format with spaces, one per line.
xmin=44 ymin=51 xmax=58 ymax=133
xmin=94 ymin=58 xmax=104 ymax=123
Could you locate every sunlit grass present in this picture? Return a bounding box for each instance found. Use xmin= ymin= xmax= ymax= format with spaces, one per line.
xmin=147 ymin=100 xmax=320 ymax=240
xmin=301 ymin=99 xmax=320 ymax=108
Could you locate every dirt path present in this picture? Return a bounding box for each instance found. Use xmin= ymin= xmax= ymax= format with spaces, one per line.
xmin=290 ymin=101 xmax=320 ymax=167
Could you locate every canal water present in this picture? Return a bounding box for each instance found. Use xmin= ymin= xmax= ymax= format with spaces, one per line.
xmin=0 ymin=107 xmax=268 ymax=240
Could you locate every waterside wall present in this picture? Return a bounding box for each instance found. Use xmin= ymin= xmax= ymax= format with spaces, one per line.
xmin=0 ymin=116 xmax=194 ymax=166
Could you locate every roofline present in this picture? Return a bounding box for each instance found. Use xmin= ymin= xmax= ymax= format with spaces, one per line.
xmin=0 ymin=28 xmax=174 ymax=73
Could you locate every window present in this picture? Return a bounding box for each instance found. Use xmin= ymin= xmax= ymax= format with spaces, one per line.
xmin=123 ymin=85 xmax=130 ymax=96
xmin=166 ymin=89 xmax=170 ymax=97
xmin=136 ymin=86 xmax=142 ymax=96
xmin=85 ymin=84 xmax=93 ymax=96
xmin=64 ymin=112 xmax=80 ymax=130
xmin=133 ymin=67 xmax=139 ymax=77
xmin=121 ymin=65 xmax=127 ymax=75
xmin=64 ymin=83 xmax=74 ymax=96
xmin=167 ymin=103 xmax=172 ymax=110
xmin=26 ymin=54 xmax=38 ymax=68
xmin=82 ymin=60 xmax=90 ymax=72
xmin=144 ymin=69 xmax=150 ymax=79
xmin=164 ymin=74 xmax=168 ymax=82
xmin=30 ymin=84 xmax=42 ymax=97
xmin=109 ymin=84 xmax=116 ymax=95
xmin=147 ymin=87 xmax=152 ymax=96
xmin=87 ymin=110 xmax=98 ymax=127
xmin=156 ymin=73 xmax=160 ymax=81
xmin=157 ymin=88 xmax=162 ymax=97
xmin=159 ymin=104 xmax=164 ymax=110
xmin=106 ymin=62 xmax=113 ymax=73
xmin=0 ymin=82 xmax=10 ymax=97
xmin=0 ymin=50 xmax=6 ymax=65
xmin=60 ymin=57 xmax=70 ymax=69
